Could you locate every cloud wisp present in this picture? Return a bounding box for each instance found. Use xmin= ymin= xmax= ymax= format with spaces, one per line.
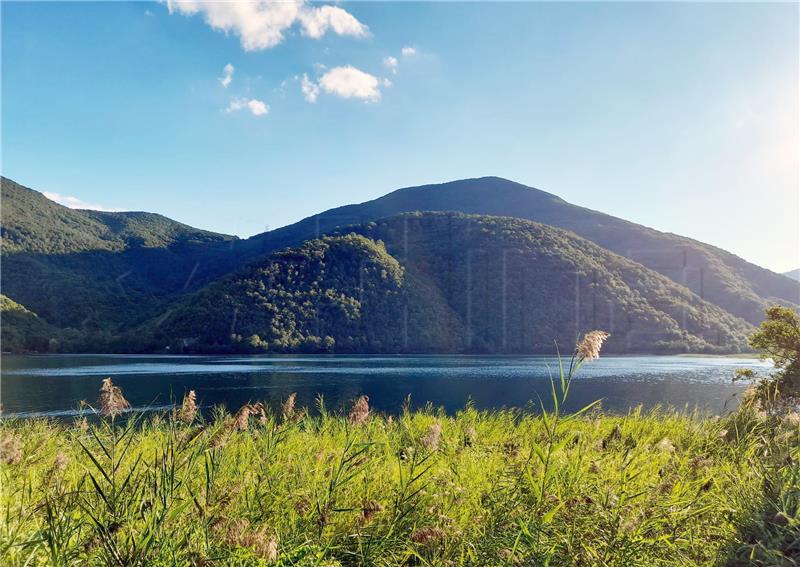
xmin=165 ymin=0 xmax=369 ymax=51
xmin=226 ymin=97 xmax=269 ymax=116
xmin=301 ymin=73 xmax=320 ymax=103
xmin=383 ymin=56 xmax=398 ymax=74
xmin=380 ymin=46 xmax=418 ymax=76
xmin=219 ymin=63 xmax=234 ymax=88
xmin=43 ymin=192 xmax=122 ymax=212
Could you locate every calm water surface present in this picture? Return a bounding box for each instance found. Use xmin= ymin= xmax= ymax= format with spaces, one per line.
xmin=0 ymin=354 xmax=771 ymax=418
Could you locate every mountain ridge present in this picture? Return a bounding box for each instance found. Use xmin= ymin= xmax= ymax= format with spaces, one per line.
xmin=1 ymin=177 xmax=240 ymax=331
xmin=784 ymin=269 xmax=800 ymax=282
xmin=236 ymin=176 xmax=799 ymax=325
xmin=1 ymin=175 xmax=795 ymax=353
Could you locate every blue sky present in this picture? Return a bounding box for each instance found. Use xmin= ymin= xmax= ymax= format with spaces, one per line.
xmin=3 ymin=1 xmax=798 ymax=272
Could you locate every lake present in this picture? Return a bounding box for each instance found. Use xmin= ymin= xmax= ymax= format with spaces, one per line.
xmin=0 ymin=354 xmax=772 ymax=419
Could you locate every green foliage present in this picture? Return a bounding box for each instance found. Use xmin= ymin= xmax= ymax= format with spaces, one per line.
xmin=750 ymin=306 xmax=800 ymax=370
xmin=147 ymin=234 xmax=428 ymax=353
xmin=1 ymin=178 xmax=238 ymax=333
xmin=3 ymin=176 xmax=790 ymax=354
xmin=242 ymin=177 xmax=800 ymax=327
xmin=739 ymin=306 xmax=800 ymax=408
xmin=1 ymin=402 xmax=797 ymax=565
xmin=0 ymin=295 xmax=60 ymax=352
xmin=145 ymin=213 xmax=751 ymax=354
xmin=1 ymin=178 xmax=235 ymax=255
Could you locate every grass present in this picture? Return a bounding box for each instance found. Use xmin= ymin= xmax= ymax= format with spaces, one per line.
xmin=1 ymin=397 xmax=798 ymax=566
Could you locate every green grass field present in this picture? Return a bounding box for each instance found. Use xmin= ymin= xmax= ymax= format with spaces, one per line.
xmin=1 ymin=396 xmax=798 ymax=566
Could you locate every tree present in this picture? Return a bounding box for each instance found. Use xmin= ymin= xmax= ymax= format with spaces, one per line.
xmin=738 ymin=306 xmax=800 ymax=409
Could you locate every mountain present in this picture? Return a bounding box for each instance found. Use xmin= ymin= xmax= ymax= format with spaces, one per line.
xmin=1 ymin=178 xmax=238 ymax=334
xmin=2 ymin=176 xmax=791 ymax=354
xmin=143 ymin=213 xmax=752 ymax=354
xmin=238 ymin=177 xmax=799 ymax=326
xmin=784 ymin=269 xmax=800 ymax=282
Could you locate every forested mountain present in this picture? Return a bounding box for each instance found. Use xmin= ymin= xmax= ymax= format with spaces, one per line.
xmin=1 ymin=176 xmax=789 ymax=353
xmin=0 ymin=295 xmax=62 ymax=352
xmin=238 ymin=177 xmax=800 ymax=327
xmin=1 ymin=178 xmax=238 ymax=332
xmin=143 ymin=213 xmax=752 ymax=354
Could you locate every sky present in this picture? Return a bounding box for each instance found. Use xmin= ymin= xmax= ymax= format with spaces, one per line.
xmin=2 ymin=1 xmax=798 ymax=273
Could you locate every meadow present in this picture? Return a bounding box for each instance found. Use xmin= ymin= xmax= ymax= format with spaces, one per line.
xmin=1 ymin=392 xmax=798 ymax=566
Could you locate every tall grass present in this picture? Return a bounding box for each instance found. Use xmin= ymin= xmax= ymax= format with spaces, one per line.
xmin=2 ymin=332 xmax=797 ymax=565
xmin=1 ymin=398 xmax=797 ymax=566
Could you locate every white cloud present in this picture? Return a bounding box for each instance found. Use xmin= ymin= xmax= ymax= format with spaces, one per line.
xmin=165 ymin=0 xmax=368 ymax=51
xmin=43 ymin=192 xmax=122 ymax=212
xmin=318 ymin=65 xmax=382 ymax=102
xmin=226 ymin=97 xmax=269 ymax=116
xmin=301 ymin=66 xmax=385 ymax=103
xmin=401 ymin=46 xmax=416 ymax=56
xmin=383 ymin=56 xmax=398 ymax=74
xmin=298 ymin=5 xmax=368 ymax=39
xmin=301 ymin=73 xmax=320 ymax=103
xmin=247 ymin=99 xmax=269 ymax=115
xmin=219 ymin=63 xmax=234 ymax=88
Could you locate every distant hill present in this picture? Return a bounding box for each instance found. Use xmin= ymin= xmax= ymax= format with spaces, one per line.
xmin=1 ymin=178 xmax=238 ymax=332
xmin=239 ymin=177 xmax=799 ymax=326
xmin=2 ymin=176 xmax=792 ymax=354
xmin=143 ymin=213 xmax=752 ymax=354
xmin=784 ymin=269 xmax=800 ymax=282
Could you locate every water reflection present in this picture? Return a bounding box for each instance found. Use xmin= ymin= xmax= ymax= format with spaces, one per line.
xmin=0 ymin=354 xmax=770 ymax=418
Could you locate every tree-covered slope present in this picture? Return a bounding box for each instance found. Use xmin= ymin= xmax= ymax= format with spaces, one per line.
xmin=0 ymin=295 xmax=60 ymax=352
xmin=1 ymin=178 xmax=234 ymax=254
xmin=144 ymin=233 xmax=465 ymax=353
xmin=145 ymin=213 xmax=752 ymax=354
xmin=241 ymin=177 xmax=799 ymax=326
xmin=0 ymin=177 xmax=779 ymax=353
xmin=1 ymin=178 xmax=238 ymax=331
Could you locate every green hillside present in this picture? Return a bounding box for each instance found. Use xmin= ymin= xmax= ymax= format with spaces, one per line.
xmin=1 ymin=177 xmax=780 ymax=353
xmin=241 ymin=177 xmax=799 ymax=326
xmin=1 ymin=178 xmax=238 ymax=331
xmin=1 ymin=178 xmax=234 ymax=254
xmin=0 ymin=295 xmax=61 ymax=352
xmin=145 ymin=213 xmax=752 ymax=354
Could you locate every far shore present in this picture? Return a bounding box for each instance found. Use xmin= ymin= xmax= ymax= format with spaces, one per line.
xmin=677 ymin=352 xmax=761 ymax=359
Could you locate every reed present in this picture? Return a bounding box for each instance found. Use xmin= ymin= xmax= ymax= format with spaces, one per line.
xmin=0 ymin=333 xmax=797 ymax=566
xmin=2 ymin=403 xmax=797 ymax=565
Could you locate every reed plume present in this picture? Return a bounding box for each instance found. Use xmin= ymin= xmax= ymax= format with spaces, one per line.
xmin=234 ymin=404 xmax=255 ymax=431
xmin=576 ymin=330 xmax=610 ymax=361
xmin=361 ymin=501 xmax=384 ymax=522
xmin=252 ymin=402 xmax=268 ymax=425
xmin=219 ymin=518 xmax=278 ymax=561
xmin=412 ymin=526 xmax=446 ymax=545
xmin=0 ymin=434 xmax=22 ymax=465
xmin=348 ymin=395 xmax=370 ymax=425
xmin=422 ymin=421 xmax=443 ymax=451
xmin=282 ymin=393 xmax=297 ymax=421
xmin=98 ymin=377 xmax=130 ymax=418
xmin=75 ymin=417 xmax=89 ymax=432
xmin=179 ymin=390 xmax=198 ymax=424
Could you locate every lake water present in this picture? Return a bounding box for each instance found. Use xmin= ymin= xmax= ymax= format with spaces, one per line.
xmin=0 ymin=354 xmax=771 ymax=419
